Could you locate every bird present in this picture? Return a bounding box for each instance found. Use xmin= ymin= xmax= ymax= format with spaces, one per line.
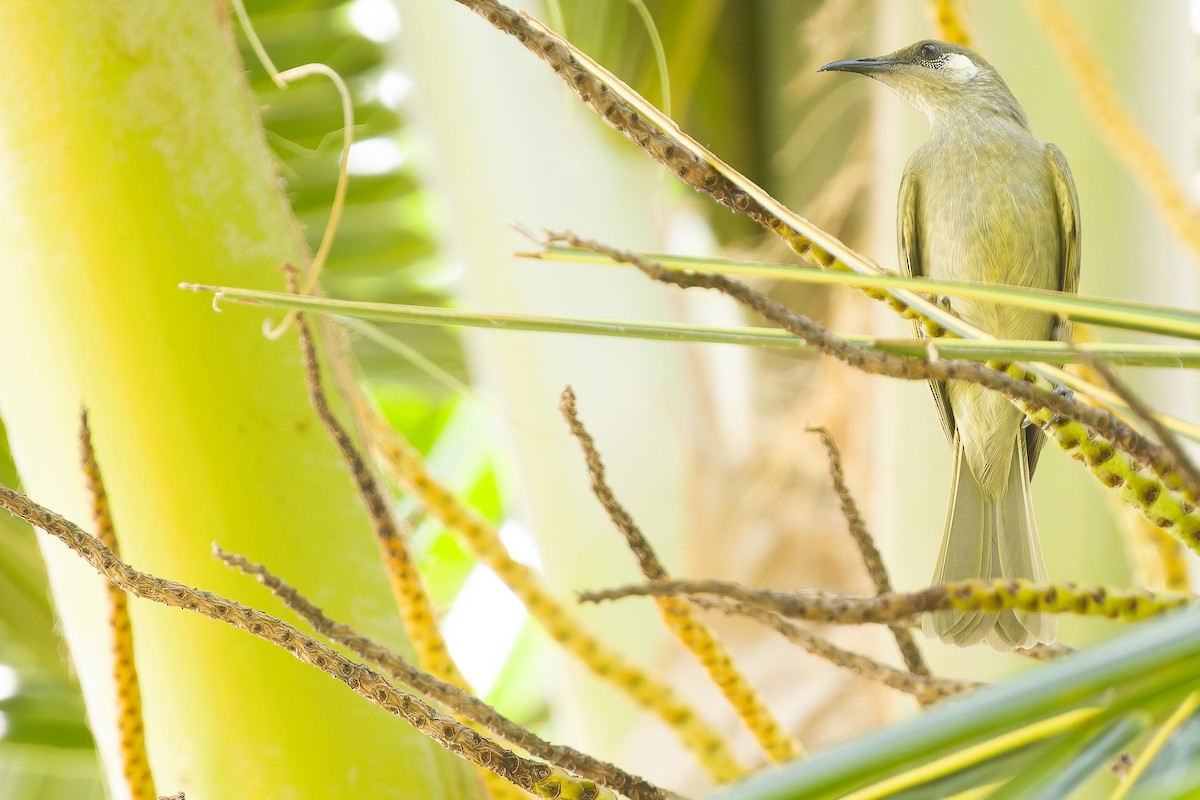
xmin=819 ymin=40 xmax=1080 ymax=651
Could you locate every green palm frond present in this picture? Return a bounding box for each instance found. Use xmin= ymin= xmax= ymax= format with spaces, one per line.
xmin=715 ymin=609 xmax=1200 ymax=800
xmin=179 ymin=283 xmax=1200 ymax=369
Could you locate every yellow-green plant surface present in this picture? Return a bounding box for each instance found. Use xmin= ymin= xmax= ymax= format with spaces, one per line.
xmin=0 ymin=3 xmax=479 ymax=798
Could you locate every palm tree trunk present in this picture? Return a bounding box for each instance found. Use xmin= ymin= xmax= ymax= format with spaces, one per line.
xmin=0 ymin=3 xmax=480 ymax=798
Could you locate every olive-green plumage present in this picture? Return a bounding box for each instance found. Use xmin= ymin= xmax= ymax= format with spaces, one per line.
xmin=821 ymin=40 xmax=1080 ymax=651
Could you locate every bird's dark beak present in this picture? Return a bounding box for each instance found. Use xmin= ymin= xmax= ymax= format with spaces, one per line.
xmin=817 ymin=56 xmax=901 ymax=75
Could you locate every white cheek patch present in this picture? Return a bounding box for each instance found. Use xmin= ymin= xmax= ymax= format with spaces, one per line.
xmin=942 ymin=52 xmax=980 ymax=79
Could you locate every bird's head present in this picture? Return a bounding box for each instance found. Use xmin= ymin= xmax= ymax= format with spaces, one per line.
xmin=819 ymin=40 xmax=1028 ymax=129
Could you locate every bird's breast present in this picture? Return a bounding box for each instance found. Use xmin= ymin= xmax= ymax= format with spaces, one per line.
xmin=911 ymin=134 xmax=1061 ymax=341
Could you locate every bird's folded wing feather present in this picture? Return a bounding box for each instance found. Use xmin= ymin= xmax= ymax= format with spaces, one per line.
xmin=899 ymin=168 xmax=957 ymax=446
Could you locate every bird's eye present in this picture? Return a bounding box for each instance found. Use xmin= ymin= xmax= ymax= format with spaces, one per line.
xmin=917 ymin=42 xmax=941 ymax=62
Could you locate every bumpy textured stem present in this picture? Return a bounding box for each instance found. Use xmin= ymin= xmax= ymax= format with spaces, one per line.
xmin=580 ymin=578 xmax=1193 ymax=626
xmin=1011 ymin=368 xmax=1200 ymax=550
xmin=700 ymin=598 xmax=978 ymax=704
xmin=79 ymin=413 xmax=157 ymax=800
xmin=290 ymin=300 xmax=524 ymax=800
xmin=0 ymin=484 xmax=613 ymax=800
xmin=561 ymin=388 xmax=803 ymax=763
xmin=1032 ymin=410 xmax=1200 ymax=543
xmin=807 ymin=427 xmax=930 ymax=682
xmin=354 ymin=393 xmax=746 ymax=781
xmin=216 ymin=549 xmax=669 ymax=800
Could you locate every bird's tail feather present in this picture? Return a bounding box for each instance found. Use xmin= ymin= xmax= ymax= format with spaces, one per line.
xmin=924 ymin=434 xmax=1055 ymax=652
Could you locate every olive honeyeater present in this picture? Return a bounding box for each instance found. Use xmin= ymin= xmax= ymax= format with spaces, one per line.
xmin=820 ymin=40 xmax=1080 ymax=651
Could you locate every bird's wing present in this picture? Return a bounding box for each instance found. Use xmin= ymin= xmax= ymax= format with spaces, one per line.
xmin=898 ymin=168 xmax=955 ymax=444
xmin=1025 ymin=142 xmax=1082 ymax=476
xmin=1045 ymin=143 xmax=1081 ymax=322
